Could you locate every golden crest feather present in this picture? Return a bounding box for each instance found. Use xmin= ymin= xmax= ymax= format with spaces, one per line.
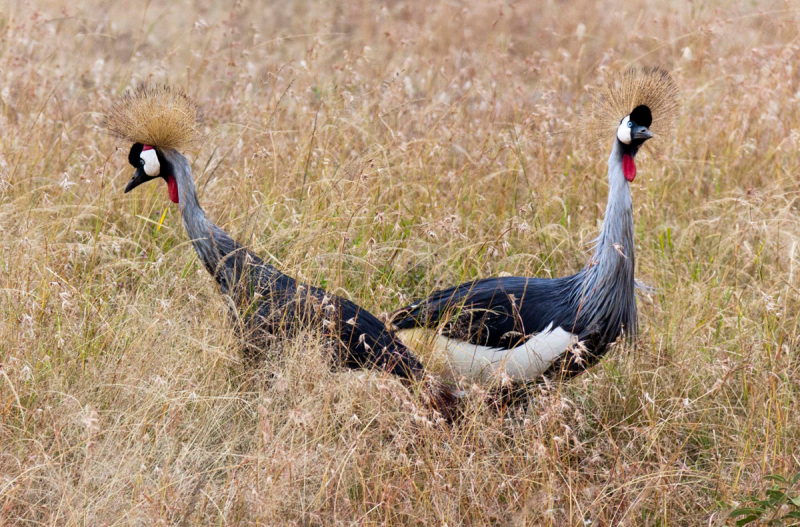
xmin=587 ymin=67 xmax=679 ymax=149
xmin=102 ymin=85 xmax=202 ymax=150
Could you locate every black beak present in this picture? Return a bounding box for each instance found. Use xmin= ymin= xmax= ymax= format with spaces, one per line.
xmin=632 ymin=125 xmax=653 ymax=141
xmin=124 ymin=166 xmax=155 ymax=193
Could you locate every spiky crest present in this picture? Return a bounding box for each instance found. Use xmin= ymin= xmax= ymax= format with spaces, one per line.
xmin=102 ymin=85 xmax=202 ymax=150
xmin=587 ymin=67 xmax=679 ymax=150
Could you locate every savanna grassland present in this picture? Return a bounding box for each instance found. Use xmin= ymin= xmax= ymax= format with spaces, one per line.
xmin=1 ymin=0 xmax=799 ymax=524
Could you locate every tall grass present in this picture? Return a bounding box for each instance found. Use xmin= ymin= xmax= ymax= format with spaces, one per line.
xmin=0 ymin=0 xmax=799 ymax=524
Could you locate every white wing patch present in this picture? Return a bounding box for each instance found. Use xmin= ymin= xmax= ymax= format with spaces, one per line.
xmin=398 ymin=324 xmax=576 ymax=382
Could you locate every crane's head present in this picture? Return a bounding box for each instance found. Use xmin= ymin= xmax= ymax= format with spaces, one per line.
xmin=588 ymin=67 xmax=679 ymax=181
xmin=616 ymin=105 xmax=653 ymax=148
xmin=124 ymin=144 xmax=179 ymax=203
xmin=102 ymin=85 xmax=201 ymax=204
xmin=615 ymin=105 xmax=654 ymax=182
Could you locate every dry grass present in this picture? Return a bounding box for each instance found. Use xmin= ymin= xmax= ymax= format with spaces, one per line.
xmin=1 ymin=0 xmax=799 ymax=524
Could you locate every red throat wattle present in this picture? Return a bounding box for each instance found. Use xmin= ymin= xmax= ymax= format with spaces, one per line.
xmin=166 ymin=175 xmax=179 ymax=203
xmin=622 ymin=153 xmax=636 ymax=182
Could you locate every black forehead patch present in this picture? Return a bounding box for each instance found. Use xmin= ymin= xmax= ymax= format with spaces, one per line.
xmin=630 ymin=105 xmax=652 ymax=128
xmin=128 ymin=143 xmax=143 ymax=167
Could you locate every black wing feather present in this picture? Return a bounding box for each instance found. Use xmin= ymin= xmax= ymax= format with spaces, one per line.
xmin=223 ymin=249 xmax=425 ymax=382
xmin=391 ymin=276 xmax=583 ymax=350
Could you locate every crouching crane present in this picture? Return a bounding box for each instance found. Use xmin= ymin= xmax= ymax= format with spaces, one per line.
xmin=103 ymin=86 xmax=456 ymax=418
xmin=390 ymin=68 xmax=678 ymax=384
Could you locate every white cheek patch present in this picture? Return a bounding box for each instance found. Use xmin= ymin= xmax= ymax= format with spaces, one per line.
xmin=617 ymin=115 xmax=632 ymax=144
xmin=140 ymin=148 xmax=161 ymax=177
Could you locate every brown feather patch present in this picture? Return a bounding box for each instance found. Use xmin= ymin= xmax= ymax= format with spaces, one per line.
xmin=102 ymin=85 xmax=202 ymax=150
xmin=586 ymin=67 xmax=679 ymax=151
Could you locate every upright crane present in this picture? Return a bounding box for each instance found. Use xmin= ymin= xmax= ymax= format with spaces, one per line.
xmin=390 ymin=68 xmax=679 ymax=384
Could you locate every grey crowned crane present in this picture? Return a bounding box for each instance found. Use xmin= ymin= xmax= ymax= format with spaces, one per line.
xmin=390 ymin=68 xmax=678 ymax=385
xmin=103 ymin=86 xmax=456 ymax=417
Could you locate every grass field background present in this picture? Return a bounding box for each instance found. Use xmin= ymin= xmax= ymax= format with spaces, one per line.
xmin=1 ymin=0 xmax=799 ymax=524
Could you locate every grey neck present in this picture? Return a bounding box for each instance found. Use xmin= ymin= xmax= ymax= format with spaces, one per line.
xmin=160 ymin=149 xmax=243 ymax=287
xmin=573 ymin=139 xmax=637 ymax=338
xmin=592 ymin=139 xmax=635 ymax=270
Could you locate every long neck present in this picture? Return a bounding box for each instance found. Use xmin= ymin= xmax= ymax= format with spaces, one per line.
xmin=592 ymin=139 xmax=635 ymax=270
xmin=573 ymin=139 xmax=637 ymax=338
xmin=163 ymin=149 xmax=245 ymax=290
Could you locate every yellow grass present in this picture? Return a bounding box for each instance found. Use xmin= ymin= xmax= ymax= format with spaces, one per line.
xmin=1 ymin=0 xmax=799 ymax=524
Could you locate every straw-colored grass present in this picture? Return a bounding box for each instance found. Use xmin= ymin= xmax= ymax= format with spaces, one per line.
xmin=1 ymin=1 xmax=799 ymax=524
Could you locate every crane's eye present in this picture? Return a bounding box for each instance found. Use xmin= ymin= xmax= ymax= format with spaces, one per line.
xmin=627 ymin=121 xmax=633 ymax=128
xmin=139 ymin=158 xmax=145 ymax=166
